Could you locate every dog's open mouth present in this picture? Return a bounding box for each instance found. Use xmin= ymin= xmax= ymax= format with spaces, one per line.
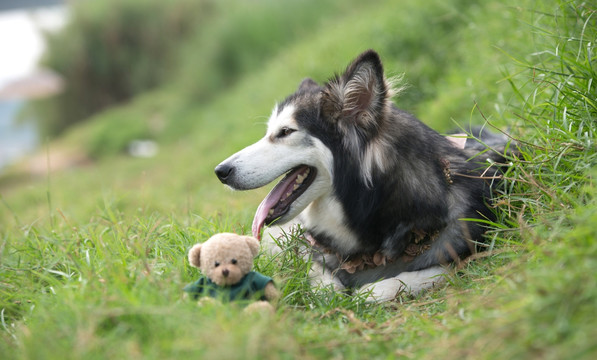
xmin=252 ymin=165 xmax=316 ymax=239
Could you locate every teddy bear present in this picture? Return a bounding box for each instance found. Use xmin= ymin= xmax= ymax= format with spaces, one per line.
xmin=183 ymin=233 xmax=278 ymax=311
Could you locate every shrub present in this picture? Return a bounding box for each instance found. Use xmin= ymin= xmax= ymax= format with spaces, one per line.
xmin=31 ymin=0 xmax=212 ymax=137
xmin=30 ymin=0 xmax=363 ymax=143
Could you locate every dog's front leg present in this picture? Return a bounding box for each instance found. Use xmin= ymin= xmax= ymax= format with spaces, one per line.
xmin=262 ymin=223 xmax=345 ymax=291
xmin=260 ymin=225 xmax=288 ymax=256
xmin=309 ymin=260 xmax=345 ymax=291
xmin=359 ymin=266 xmax=448 ymax=303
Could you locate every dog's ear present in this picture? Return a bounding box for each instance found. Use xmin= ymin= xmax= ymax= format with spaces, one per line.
xmin=298 ymin=78 xmax=320 ymax=92
xmin=321 ymin=50 xmax=388 ymax=128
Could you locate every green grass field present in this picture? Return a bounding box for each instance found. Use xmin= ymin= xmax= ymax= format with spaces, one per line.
xmin=1 ymin=0 xmax=596 ymax=358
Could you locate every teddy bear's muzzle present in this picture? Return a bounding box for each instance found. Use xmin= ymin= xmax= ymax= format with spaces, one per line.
xmin=214 ymin=266 xmax=243 ymax=286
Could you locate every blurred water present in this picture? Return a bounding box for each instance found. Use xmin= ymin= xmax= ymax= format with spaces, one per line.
xmin=0 ymin=2 xmax=67 ymax=171
xmin=0 ymin=100 xmax=38 ymax=170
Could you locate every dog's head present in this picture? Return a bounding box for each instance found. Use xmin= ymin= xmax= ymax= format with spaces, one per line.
xmin=215 ymin=50 xmax=398 ymax=239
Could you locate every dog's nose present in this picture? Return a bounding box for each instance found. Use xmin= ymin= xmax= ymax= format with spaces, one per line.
xmin=215 ymin=163 xmax=234 ymax=183
xmin=222 ymin=269 xmax=229 ymax=277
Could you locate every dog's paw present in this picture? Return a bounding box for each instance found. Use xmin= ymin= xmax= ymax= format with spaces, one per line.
xmin=359 ymin=278 xmax=408 ymax=303
xmin=309 ymin=262 xmax=345 ymax=291
xmin=359 ymin=266 xmax=448 ymax=303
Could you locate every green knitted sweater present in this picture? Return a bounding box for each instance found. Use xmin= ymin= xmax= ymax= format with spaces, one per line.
xmin=183 ymin=271 xmax=273 ymax=302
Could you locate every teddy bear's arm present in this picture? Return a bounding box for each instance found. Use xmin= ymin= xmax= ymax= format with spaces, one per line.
xmin=264 ymin=281 xmax=279 ymax=302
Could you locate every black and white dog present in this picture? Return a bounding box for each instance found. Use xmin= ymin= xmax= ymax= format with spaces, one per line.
xmin=215 ymin=50 xmax=507 ymax=302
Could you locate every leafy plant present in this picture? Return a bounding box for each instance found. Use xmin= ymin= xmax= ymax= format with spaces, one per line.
xmin=30 ymin=0 xmax=212 ymax=137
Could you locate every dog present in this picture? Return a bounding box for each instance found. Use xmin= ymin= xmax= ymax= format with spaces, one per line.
xmin=215 ymin=50 xmax=508 ymax=302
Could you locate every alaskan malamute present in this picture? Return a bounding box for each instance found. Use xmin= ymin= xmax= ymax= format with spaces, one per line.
xmin=215 ymin=50 xmax=508 ymax=302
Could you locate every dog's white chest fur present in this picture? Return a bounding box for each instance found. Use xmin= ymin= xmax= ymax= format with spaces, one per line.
xmin=301 ymin=195 xmax=361 ymax=254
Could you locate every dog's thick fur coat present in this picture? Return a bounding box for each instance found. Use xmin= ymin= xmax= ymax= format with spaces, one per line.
xmin=215 ymin=50 xmax=505 ymax=302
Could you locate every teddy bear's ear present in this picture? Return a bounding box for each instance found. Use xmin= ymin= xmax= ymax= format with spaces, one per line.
xmin=188 ymin=243 xmax=202 ymax=268
xmin=242 ymin=236 xmax=260 ymax=257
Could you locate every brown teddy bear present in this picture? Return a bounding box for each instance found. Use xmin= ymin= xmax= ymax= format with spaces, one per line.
xmin=183 ymin=233 xmax=278 ymax=311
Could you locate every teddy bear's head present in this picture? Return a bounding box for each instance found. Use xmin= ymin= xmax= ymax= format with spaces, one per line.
xmin=187 ymin=233 xmax=260 ymax=287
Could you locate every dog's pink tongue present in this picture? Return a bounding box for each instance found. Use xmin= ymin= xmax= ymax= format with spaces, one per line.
xmin=252 ymin=195 xmax=277 ymax=240
xmin=252 ymin=167 xmax=305 ymax=240
xmin=251 ymin=179 xmax=289 ymax=240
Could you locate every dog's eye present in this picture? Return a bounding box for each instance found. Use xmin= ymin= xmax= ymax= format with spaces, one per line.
xmin=231 ymin=259 xmax=238 ymax=265
xmin=214 ymin=261 xmax=220 ymax=267
xmin=278 ymin=127 xmax=296 ymax=138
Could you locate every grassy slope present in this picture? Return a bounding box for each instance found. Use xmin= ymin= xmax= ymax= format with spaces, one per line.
xmin=1 ymin=0 xmax=596 ymax=359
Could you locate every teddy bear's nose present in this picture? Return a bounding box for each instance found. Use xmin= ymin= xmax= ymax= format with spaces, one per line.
xmin=222 ymin=269 xmax=229 ymax=277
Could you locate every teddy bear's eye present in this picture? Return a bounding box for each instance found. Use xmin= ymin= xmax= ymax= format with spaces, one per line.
xmin=214 ymin=261 xmax=220 ymax=267
xmin=231 ymin=259 xmax=237 ymax=265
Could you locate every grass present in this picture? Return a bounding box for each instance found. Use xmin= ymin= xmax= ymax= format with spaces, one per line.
xmin=1 ymin=0 xmax=596 ymax=358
